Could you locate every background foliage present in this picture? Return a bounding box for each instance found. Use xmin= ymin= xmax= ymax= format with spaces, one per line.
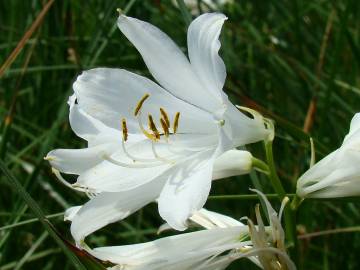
xmin=1 ymin=0 xmax=360 ymax=269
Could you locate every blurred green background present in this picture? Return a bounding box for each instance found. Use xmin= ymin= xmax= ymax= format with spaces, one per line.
xmin=1 ymin=0 xmax=360 ymax=269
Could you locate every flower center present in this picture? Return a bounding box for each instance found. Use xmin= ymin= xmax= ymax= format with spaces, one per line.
xmin=103 ymin=94 xmax=181 ymax=168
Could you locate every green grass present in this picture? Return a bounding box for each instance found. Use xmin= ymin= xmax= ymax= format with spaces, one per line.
xmin=1 ymin=0 xmax=360 ymax=269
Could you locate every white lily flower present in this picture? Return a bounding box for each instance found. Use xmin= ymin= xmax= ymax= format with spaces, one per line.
xmin=297 ymin=113 xmax=360 ymax=198
xmin=84 ymin=209 xmax=261 ymax=270
xmin=245 ymin=189 xmax=295 ymax=270
xmin=46 ymin=12 xmax=270 ymax=244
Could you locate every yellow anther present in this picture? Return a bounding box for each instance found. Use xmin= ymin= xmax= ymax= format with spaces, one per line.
xmin=160 ymin=107 xmax=170 ymax=127
xmin=148 ymin=114 xmax=160 ymax=140
xmin=134 ymin=93 xmax=150 ymax=116
xmin=121 ymin=118 xmax=128 ymax=142
xmin=160 ymin=118 xmax=169 ymax=138
xmin=173 ymin=112 xmax=180 ymax=134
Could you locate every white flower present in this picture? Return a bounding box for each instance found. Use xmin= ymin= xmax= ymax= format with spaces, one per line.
xmin=297 ymin=113 xmax=360 ymax=198
xmin=82 ymin=209 xmax=258 ymax=270
xmin=245 ymin=189 xmax=295 ymax=270
xmin=46 ymin=12 xmax=269 ymax=244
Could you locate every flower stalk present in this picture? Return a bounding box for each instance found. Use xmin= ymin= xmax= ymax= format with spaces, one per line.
xmin=264 ymin=140 xmax=297 ymax=252
xmin=251 ymin=157 xmax=270 ymax=175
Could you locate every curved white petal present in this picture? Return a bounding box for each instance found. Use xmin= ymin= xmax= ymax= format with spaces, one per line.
xmin=215 ymin=123 xmax=234 ymax=156
xmin=90 ymin=226 xmax=247 ymax=266
xmin=75 ymin=141 xmax=176 ymax=192
xmin=117 ymin=15 xmax=222 ymax=112
xmin=73 ymin=68 xmax=216 ymax=134
xmin=225 ymin=103 xmax=269 ymax=146
xmin=297 ymin=147 xmax=360 ymax=198
xmin=190 ymin=208 xmax=244 ymax=229
xmin=46 ymin=143 xmax=117 ymax=175
xmin=299 ymin=166 xmax=360 ymax=198
xmin=212 ymin=150 xmax=253 ymax=180
xmin=296 ymin=149 xmax=338 ymax=189
xmin=76 ymin=161 xmax=170 ymax=193
xmin=70 ymin=179 xmax=164 ymax=244
xmin=64 ymin=206 xmax=82 ymax=221
xmin=307 ymin=179 xmax=360 ymax=198
xmin=188 ymin=13 xmax=227 ymax=100
xmin=343 ymin=112 xmax=360 ymax=146
xmin=159 ymin=208 xmax=244 ymax=233
xmin=68 ymin=94 xmax=120 ymax=143
xmin=297 ymin=112 xmax=360 ymax=198
xmin=158 ymin=155 xmax=214 ymax=230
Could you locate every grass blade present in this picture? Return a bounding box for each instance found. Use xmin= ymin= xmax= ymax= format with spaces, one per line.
xmin=0 ymin=159 xmax=87 ymax=269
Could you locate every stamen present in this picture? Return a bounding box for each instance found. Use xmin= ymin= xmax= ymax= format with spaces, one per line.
xmin=134 ymin=93 xmax=150 ymax=116
xmin=148 ymin=114 xmax=160 ymax=140
xmin=52 ymin=168 xmax=93 ymax=193
xmin=160 ymin=107 xmax=170 ymax=127
xmin=102 ymin=152 xmax=163 ymax=168
xmin=151 ymin=141 xmax=175 ymax=164
xmin=121 ymin=135 xmax=161 ymax=163
xmin=160 ymin=118 xmax=169 ymax=138
xmin=173 ymin=112 xmax=180 ymax=134
xmin=137 ymin=111 xmax=157 ymax=141
xmin=121 ymin=118 xmax=128 ymax=142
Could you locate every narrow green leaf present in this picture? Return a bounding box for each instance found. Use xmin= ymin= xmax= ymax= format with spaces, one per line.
xmin=0 ymin=160 xmax=87 ymax=269
xmin=176 ymin=0 xmax=192 ymax=26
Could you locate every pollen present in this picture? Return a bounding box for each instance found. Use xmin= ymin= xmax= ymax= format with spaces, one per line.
xmin=160 ymin=107 xmax=170 ymax=127
xmin=134 ymin=93 xmax=150 ymax=116
xmin=121 ymin=118 xmax=128 ymax=142
xmin=173 ymin=112 xmax=180 ymax=134
xmin=148 ymin=114 xmax=160 ymax=140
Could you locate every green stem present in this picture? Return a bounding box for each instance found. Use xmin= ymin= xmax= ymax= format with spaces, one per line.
xmin=290 ymin=194 xmax=304 ymax=210
xmin=264 ymin=141 xmax=297 ymax=251
xmin=251 ymin=157 xmax=270 ymax=175
xmin=264 ymin=141 xmax=286 ymax=198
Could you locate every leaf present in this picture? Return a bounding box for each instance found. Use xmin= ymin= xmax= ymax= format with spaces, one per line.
xmin=0 ymin=159 xmax=105 ymax=269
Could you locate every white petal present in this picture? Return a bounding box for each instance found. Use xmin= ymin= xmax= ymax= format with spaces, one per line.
xmin=299 ymin=166 xmax=360 ymax=198
xmin=77 ymin=161 xmax=169 ymax=193
xmin=70 ymin=179 xmax=164 ymax=244
xmin=158 ymin=155 xmax=214 ymax=230
xmin=212 ymin=150 xmax=253 ymax=180
xmin=297 ymin=149 xmax=338 ymax=189
xmin=117 ymin=15 xmax=222 ymax=112
xmin=188 ymin=13 xmax=227 ymax=100
xmin=73 ymin=68 xmax=216 ymax=134
xmin=215 ymin=122 xmax=234 ymax=155
xmin=68 ymin=94 xmax=119 ymax=143
xmin=297 ymin=147 xmax=360 ymax=197
xmin=90 ymin=227 xmax=246 ymax=266
xmin=190 ymin=208 xmax=244 ymax=229
xmin=343 ymin=112 xmax=360 ymax=146
xmin=76 ymin=141 xmax=173 ymax=192
xmin=46 ymin=143 xmax=117 ymax=175
xmin=346 ymin=112 xmax=360 ymax=137
xmin=225 ymin=103 xmax=269 ymax=146
xmin=64 ymin=206 xmax=82 ymax=221
xmin=307 ymin=179 xmax=360 ymax=198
